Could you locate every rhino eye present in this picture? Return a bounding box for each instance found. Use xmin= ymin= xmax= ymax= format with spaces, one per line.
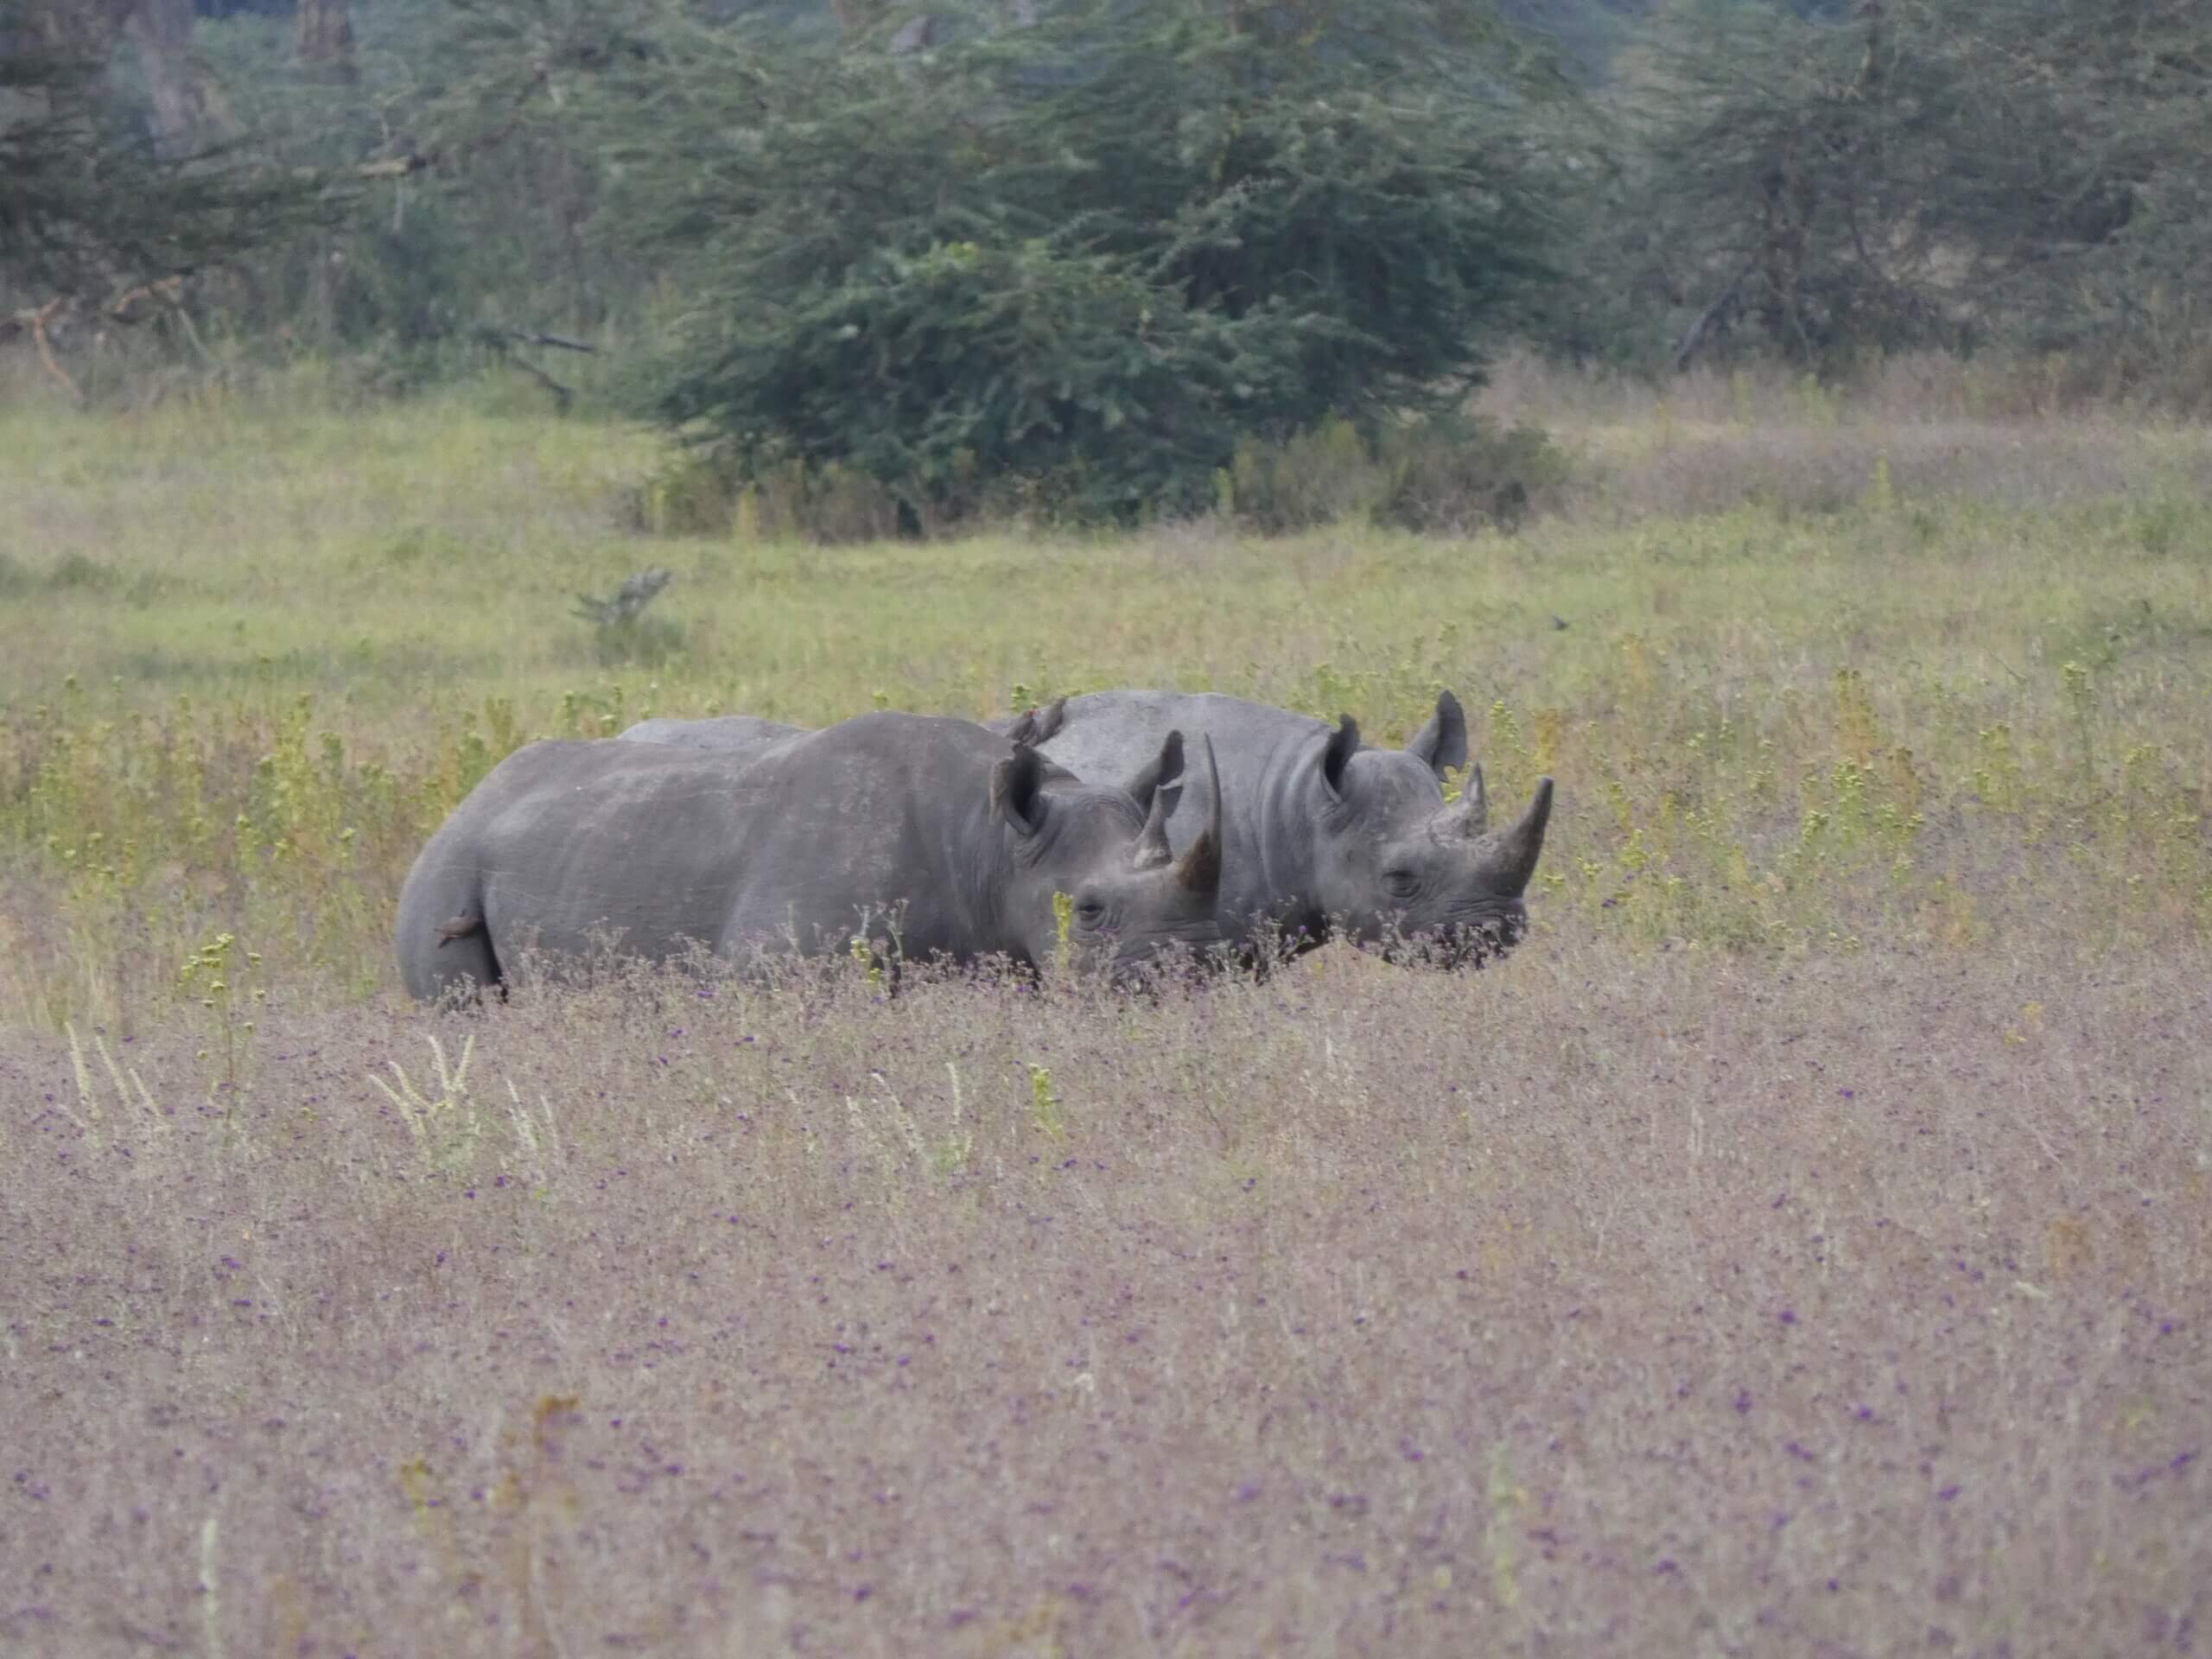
xmin=1075 ymin=898 xmax=1109 ymax=926
xmin=1382 ymin=870 xmax=1421 ymax=900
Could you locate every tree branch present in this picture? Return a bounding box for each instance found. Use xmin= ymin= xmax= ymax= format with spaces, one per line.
xmin=1672 ymin=260 xmax=1755 ymax=372
xmin=23 ymin=299 xmax=82 ymax=400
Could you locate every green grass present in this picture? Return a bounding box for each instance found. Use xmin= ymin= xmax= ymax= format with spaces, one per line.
xmin=3 ymin=369 xmax=2209 ymax=1025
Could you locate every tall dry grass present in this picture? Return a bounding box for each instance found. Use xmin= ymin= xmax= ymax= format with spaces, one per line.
xmin=6 ymin=940 xmax=2207 ymax=1655
xmin=1477 ymin=349 xmax=2212 ymax=523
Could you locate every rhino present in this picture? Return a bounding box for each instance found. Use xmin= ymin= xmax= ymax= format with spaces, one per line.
xmin=988 ymin=690 xmax=1553 ymax=966
xmin=396 ymin=711 xmax=1224 ymax=1001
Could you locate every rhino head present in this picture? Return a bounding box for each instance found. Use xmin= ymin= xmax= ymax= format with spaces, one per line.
xmin=1304 ymin=691 xmax=1554 ymax=966
xmin=991 ymin=729 xmax=1225 ymax=984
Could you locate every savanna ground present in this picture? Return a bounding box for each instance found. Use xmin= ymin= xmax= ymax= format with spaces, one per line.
xmin=3 ymin=358 xmax=2209 ymax=1656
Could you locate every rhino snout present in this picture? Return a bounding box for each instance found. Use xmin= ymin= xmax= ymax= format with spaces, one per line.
xmin=1376 ymin=899 xmax=1528 ymax=969
xmin=1443 ymin=903 xmax=1528 ymax=968
xmin=1107 ymin=929 xmax=1227 ymax=990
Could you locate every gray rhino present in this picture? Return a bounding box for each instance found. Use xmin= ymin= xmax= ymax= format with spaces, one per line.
xmin=396 ymin=711 xmax=1224 ymax=1001
xmin=991 ymin=690 xmax=1553 ymax=965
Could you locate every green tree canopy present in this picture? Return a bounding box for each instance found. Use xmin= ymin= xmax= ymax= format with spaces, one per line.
xmin=597 ymin=0 xmax=1582 ymax=523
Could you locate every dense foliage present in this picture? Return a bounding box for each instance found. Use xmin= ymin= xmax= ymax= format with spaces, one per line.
xmin=596 ymin=0 xmax=1574 ymax=521
xmin=4 ymin=0 xmax=2210 ymax=508
xmin=1594 ymin=0 xmax=2212 ymax=386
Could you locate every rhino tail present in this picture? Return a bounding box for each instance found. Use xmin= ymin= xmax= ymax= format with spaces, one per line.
xmin=430 ymin=903 xmax=507 ymax=1003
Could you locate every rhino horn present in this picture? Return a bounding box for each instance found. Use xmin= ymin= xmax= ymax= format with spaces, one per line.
xmin=1131 ymin=730 xmax=1185 ymax=871
xmin=1449 ymin=763 xmax=1490 ymax=837
xmin=1173 ymin=735 xmax=1224 ymax=896
xmin=1476 ymin=777 xmax=1554 ymax=895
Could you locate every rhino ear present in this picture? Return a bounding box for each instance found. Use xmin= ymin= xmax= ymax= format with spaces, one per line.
xmin=1406 ymin=690 xmax=1468 ymax=779
xmin=991 ymin=744 xmax=1049 ymax=839
xmin=1315 ymin=713 xmax=1359 ymax=802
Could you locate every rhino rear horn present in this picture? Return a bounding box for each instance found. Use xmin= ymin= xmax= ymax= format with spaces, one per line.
xmin=1478 ymin=777 xmax=1554 ymax=896
xmin=1130 ymin=730 xmax=1185 ymax=871
xmin=1451 ymin=763 xmax=1490 ymax=837
xmin=1174 ymin=736 xmax=1224 ymax=896
xmin=1406 ymin=690 xmax=1468 ymax=779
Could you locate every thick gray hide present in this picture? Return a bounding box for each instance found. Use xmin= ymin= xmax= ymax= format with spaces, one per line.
xmin=397 ymin=711 xmax=1223 ymax=1001
xmin=1016 ymin=690 xmax=1553 ymax=963
xmin=620 ymin=710 xmax=1084 ymax=785
xmin=615 ymin=715 xmax=808 ymax=766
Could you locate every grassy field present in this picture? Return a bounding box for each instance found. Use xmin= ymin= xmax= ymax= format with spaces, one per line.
xmin=3 ymin=365 xmax=2209 ymax=1654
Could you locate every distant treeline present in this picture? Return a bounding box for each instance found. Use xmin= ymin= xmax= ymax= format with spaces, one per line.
xmin=5 ymin=0 xmax=2208 ymax=519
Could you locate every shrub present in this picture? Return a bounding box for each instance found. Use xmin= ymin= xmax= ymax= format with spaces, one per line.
xmin=1221 ymin=413 xmax=1571 ymax=533
xmin=734 ymin=460 xmax=905 ymax=547
xmin=631 ymin=452 xmax=738 ymax=537
xmin=654 ymin=237 xmax=1287 ymax=530
xmin=1372 ymin=415 xmax=1571 ymax=532
xmin=1224 ymin=420 xmax=1389 ymax=535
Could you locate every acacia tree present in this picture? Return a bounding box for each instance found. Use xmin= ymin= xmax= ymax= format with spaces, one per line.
xmin=596 ymin=0 xmax=1583 ymax=524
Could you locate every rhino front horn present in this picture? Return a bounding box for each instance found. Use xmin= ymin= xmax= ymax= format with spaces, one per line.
xmin=1480 ymin=777 xmax=1554 ymax=896
xmin=1175 ymin=736 xmax=1224 ymax=897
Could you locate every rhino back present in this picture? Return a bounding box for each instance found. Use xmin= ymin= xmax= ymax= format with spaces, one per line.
xmin=395 ymin=740 xmax=741 ymax=992
xmin=471 ymin=742 xmax=777 ymax=966
xmin=617 ymin=715 xmax=809 ymax=765
xmin=702 ymin=714 xmax=1007 ymax=963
